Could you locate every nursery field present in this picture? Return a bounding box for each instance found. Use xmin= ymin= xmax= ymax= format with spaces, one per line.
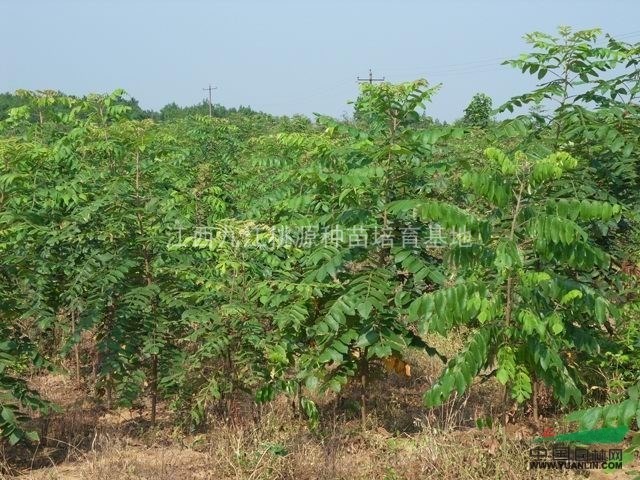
xmin=1 ymin=27 xmax=639 ymax=479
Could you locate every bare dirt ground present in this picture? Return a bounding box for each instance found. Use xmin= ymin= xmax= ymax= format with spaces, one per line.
xmin=1 ymin=355 xmax=638 ymax=479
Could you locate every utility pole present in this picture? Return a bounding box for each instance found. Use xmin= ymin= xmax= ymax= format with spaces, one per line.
xmin=357 ymin=69 xmax=385 ymax=84
xmin=202 ymin=84 xmax=218 ymax=117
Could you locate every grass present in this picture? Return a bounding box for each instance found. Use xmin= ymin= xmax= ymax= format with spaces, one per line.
xmin=3 ymin=406 xmax=562 ymax=480
xmin=0 ymin=347 xmax=635 ymax=479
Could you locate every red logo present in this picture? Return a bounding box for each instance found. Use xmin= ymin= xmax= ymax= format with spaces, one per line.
xmin=541 ymin=427 xmax=556 ymax=438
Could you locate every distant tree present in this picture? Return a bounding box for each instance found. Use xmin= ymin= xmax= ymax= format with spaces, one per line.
xmin=159 ymin=100 xmax=266 ymax=121
xmin=159 ymin=101 xmax=183 ymax=120
xmin=462 ymin=93 xmax=494 ymax=127
xmin=417 ymin=111 xmax=446 ymax=128
xmin=118 ymin=96 xmax=159 ymax=120
xmin=0 ymin=92 xmax=26 ymax=119
xmin=0 ymin=91 xmax=159 ymax=122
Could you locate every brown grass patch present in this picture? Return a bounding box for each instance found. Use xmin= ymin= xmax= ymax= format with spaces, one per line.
xmin=1 ymin=349 xmax=636 ymax=479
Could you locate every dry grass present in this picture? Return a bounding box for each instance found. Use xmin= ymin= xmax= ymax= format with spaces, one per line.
xmin=0 ymin=349 xmax=636 ymax=479
xmin=4 ymin=407 xmax=577 ymax=480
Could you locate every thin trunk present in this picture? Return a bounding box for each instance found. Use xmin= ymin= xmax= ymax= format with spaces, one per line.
xmin=504 ymin=182 xmax=525 ymax=326
xmin=532 ymin=379 xmax=539 ymax=424
xmin=150 ymin=354 xmax=158 ymax=426
xmin=360 ymin=348 xmax=369 ymax=429
xmin=135 ymin=151 xmax=140 ymax=191
xmin=554 ymin=50 xmax=571 ymax=148
xmin=503 ymin=181 xmax=526 ymax=425
xmin=71 ymin=310 xmax=81 ymax=385
xmin=225 ymin=348 xmax=234 ymax=422
xmin=97 ymin=302 xmax=115 ymax=397
xmin=502 ymin=385 xmax=510 ymax=426
xmin=106 ymin=375 xmax=113 ymax=409
xmin=144 ymin=254 xmax=158 ymax=427
xmin=92 ymin=355 xmax=97 ymax=387
xmin=136 ymin=147 xmax=158 ymax=426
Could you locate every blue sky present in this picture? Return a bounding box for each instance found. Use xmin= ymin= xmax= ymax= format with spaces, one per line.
xmin=2 ymin=0 xmax=639 ymax=121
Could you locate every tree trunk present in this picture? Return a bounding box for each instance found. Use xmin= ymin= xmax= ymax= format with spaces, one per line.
xmin=71 ymin=310 xmax=81 ymax=385
xmin=532 ymin=379 xmax=539 ymax=424
xmin=150 ymin=354 xmax=158 ymax=426
xmin=360 ymin=348 xmax=369 ymax=430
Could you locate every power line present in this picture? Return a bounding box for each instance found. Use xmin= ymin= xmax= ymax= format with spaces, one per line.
xmin=614 ymin=30 xmax=640 ymax=39
xmin=382 ymin=56 xmax=510 ymax=75
xmin=227 ymin=29 xmax=640 ymax=113
xmin=357 ymin=69 xmax=385 ymax=84
xmin=254 ymin=79 xmax=354 ymax=108
xmin=388 ymin=63 xmax=508 ymax=81
xmin=379 ymin=28 xmax=640 ymax=78
xmin=202 ymin=84 xmax=218 ymax=117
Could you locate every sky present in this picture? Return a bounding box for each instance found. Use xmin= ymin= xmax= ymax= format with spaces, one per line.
xmin=2 ymin=0 xmax=640 ymax=121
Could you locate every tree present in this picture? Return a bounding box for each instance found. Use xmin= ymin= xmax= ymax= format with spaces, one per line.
xmin=1 ymin=26 xmax=638 ymax=445
xmin=462 ymin=93 xmax=493 ymax=127
xmin=393 ymin=147 xmax=621 ymax=419
xmin=244 ymin=80 xmax=468 ymax=426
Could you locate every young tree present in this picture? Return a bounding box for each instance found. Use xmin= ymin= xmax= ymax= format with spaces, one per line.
xmin=462 ymin=93 xmax=493 ymax=127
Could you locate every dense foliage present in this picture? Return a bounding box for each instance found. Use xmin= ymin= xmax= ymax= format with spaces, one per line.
xmin=0 ymin=27 xmax=639 ymax=445
xmin=461 ymin=92 xmax=494 ymax=127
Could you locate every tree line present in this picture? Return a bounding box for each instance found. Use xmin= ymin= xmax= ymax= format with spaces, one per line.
xmin=0 ymin=27 xmax=639 ymax=447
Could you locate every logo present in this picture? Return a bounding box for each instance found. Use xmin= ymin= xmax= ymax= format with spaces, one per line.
xmin=534 ymin=425 xmax=629 ymax=445
xmin=541 ymin=427 xmax=555 ymax=438
xmin=528 ymin=426 xmax=629 ymax=471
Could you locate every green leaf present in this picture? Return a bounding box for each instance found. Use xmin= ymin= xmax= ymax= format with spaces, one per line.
xmin=1 ymin=407 xmax=17 ymax=425
xmin=9 ymin=431 xmax=21 ymax=446
xmin=356 ymin=330 xmax=379 ymax=349
xmin=560 ymin=290 xmax=583 ymax=305
xmin=356 ymin=301 xmax=373 ymax=320
xmin=578 ymin=407 xmax=604 ymax=430
xmin=305 ymin=376 xmax=319 ymax=391
xmin=24 ymin=430 xmax=40 ymax=443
